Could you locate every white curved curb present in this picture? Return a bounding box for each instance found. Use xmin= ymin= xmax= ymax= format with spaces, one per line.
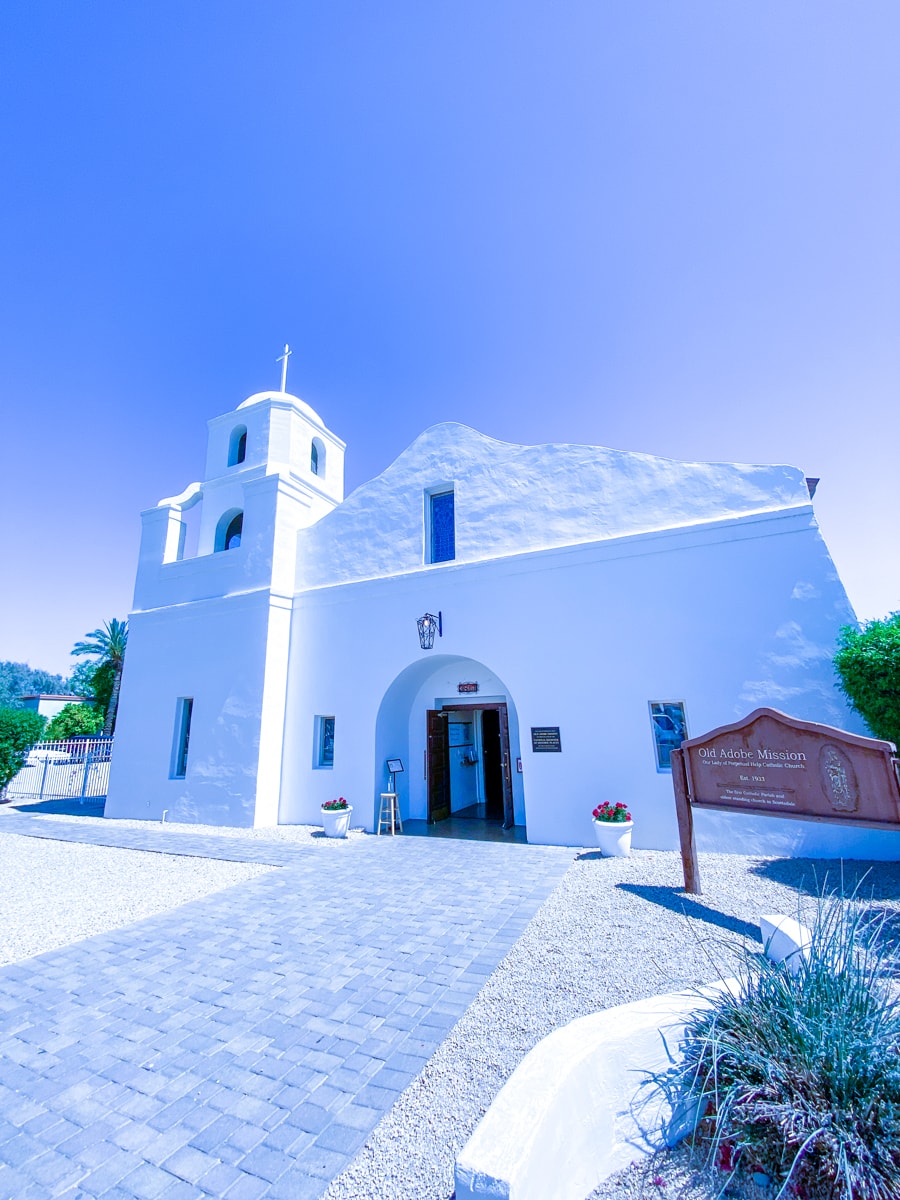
xmin=455 ymin=913 xmax=804 ymax=1200
xmin=759 ymin=914 xmax=811 ymax=975
xmin=454 ymin=985 xmax=729 ymax=1200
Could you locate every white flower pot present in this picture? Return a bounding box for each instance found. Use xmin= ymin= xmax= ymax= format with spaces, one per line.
xmin=593 ymin=819 xmax=633 ymax=857
xmin=321 ymin=806 xmax=352 ymax=838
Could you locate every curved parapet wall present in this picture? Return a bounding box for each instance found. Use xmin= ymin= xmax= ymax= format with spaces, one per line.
xmin=297 ymin=422 xmax=813 ymax=590
xmin=454 ymin=983 xmax=732 ymax=1200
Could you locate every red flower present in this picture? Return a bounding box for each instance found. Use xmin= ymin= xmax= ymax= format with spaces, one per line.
xmin=716 ymin=1141 xmax=736 ymax=1171
xmin=592 ymin=800 xmax=632 ymax=823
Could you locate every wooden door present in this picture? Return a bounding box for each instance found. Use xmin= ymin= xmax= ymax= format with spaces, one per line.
xmin=481 ymin=708 xmax=505 ymax=820
xmin=426 ymin=709 xmax=450 ymax=822
xmin=498 ymin=703 xmax=514 ymax=829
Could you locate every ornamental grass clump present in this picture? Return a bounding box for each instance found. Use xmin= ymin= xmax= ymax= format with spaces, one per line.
xmin=671 ymin=898 xmax=900 ymax=1199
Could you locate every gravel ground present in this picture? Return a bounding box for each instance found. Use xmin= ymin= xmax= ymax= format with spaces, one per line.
xmin=0 ymin=833 xmax=275 ymax=965
xmin=3 ymin=812 xmax=898 ymax=1200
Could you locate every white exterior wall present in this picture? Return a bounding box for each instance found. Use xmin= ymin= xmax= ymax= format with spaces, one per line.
xmin=280 ymin=497 xmax=900 ymax=858
xmin=106 ymin=591 xmax=273 ymax=824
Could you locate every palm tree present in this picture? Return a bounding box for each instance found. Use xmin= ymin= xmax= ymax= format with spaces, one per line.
xmin=72 ymin=618 xmax=128 ymax=736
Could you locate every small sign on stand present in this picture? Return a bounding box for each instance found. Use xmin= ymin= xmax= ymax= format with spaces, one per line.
xmin=386 ymin=758 xmax=404 ymax=793
xmin=672 ymin=707 xmax=900 ymax=894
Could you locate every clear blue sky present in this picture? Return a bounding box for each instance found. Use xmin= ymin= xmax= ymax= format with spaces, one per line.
xmin=4 ymin=2 xmax=898 ymax=676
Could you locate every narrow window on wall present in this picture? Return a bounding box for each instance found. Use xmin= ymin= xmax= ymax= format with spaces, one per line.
xmin=429 ymin=489 xmax=455 ymax=564
xmin=310 ymin=441 xmax=319 ymax=475
xmin=172 ymin=698 xmax=193 ymax=779
xmin=315 ymin=716 xmax=335 ymax=768
xmin=648 ymin=701 xmax=688 ymax=771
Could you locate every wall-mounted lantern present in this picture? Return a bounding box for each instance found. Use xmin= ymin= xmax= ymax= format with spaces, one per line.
xmin=417 ymin=611 xmax=442 ymax=650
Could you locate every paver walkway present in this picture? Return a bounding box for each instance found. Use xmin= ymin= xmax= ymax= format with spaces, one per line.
xmin=0 ymin=816 xmax=573 ymax=1199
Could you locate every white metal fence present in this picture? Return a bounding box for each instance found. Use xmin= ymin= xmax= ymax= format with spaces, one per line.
xmin=5 ymin=738 xmax=114 ymax=802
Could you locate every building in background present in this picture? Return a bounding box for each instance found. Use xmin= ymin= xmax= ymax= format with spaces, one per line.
xmin=19 ymin=695 xmax=88 ymax=722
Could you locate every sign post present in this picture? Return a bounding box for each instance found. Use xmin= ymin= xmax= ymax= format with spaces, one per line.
xmin=672 ymin=708 xmax=900 ymax=894
xmin=671 ymin=747 xmax=700 ymax=894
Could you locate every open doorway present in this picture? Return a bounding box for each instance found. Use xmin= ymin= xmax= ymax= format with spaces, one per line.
xmin=427 ymin=703 xmax=514 ymax=828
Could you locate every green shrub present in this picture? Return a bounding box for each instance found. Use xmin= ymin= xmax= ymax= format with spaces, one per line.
xmin=0 ymin=707 xmax=46 ymax=791
xmin=667 ymin=898 xmax=900 ymax=1198
xmin=834 ymin=612 xmax=900 ymax=746
xmin=43 ymin=702 xmax=104 ymax=741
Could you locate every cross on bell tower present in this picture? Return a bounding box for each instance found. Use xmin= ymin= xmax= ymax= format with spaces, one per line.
xmin=277 ymin=343 xmax=292 ymax=393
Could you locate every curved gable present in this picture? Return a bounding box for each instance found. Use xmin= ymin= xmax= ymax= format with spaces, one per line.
xmin=295 ymin=423 xmax=811 ymax=590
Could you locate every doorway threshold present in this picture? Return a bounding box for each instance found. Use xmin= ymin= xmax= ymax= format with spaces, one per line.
xmin=402 ymin=818 xmax=528 ymax=844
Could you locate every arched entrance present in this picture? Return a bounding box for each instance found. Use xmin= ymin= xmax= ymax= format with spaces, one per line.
xmin=374 ymin=655 xmax=526 ymax=837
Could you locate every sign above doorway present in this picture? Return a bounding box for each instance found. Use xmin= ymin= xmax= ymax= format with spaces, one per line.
xmin=458 ymin=682 xmax=479 ymax=694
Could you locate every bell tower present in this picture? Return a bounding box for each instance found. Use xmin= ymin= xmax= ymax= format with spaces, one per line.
xmin=106 ymin=382 xmax=346 ymax=828
xmin=133 ymin=387 xmax=345 ymax=603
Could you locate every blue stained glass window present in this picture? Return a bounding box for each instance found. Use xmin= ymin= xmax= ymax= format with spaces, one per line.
xmin=319 ymin=717 xmax=335 ymax=767
xmin=430 ymin=491 xmax=455 ymax=563
xmin=173 ymin=698 xmax=193 ymax=778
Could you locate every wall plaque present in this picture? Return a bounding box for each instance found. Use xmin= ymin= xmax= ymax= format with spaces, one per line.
xmin=672 ymin=707 xmax=900 ymax=894
xmin=458 ymin=682 xmax=479 ymax=694
xmin=531 ymin=727 xmax=562 ymax=753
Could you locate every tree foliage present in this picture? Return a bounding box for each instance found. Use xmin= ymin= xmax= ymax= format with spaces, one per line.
xmin=71 ymin=619 xmax=128 ymax=736
xmin=88 ymin=661 xmax=115 ymax=720
xmin=44 ymin=703 xmax=104 ymax=741
xmin=834 ymin=612 xmax=900 ymax=747
xmin=0 ymin=707 xmax=46 ymax=791
xmin=0 ymin=661 xmax=70 ymax=710
xmin=66 ymin=660 xmax=99 ymax=700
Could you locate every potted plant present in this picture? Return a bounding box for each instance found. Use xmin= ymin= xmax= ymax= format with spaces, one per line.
xmin=321 ymin=796 xmax=353 ymax=838
xmin=591 ymin=801 xmax=633 ymax=857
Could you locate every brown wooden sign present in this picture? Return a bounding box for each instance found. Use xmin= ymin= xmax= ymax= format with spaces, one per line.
xmin=672 ymin=708 xmax=900 ymax=894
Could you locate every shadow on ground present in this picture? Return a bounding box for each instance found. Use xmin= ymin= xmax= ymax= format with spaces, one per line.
xmin=2 ymin=798 xmax=106 ymax=817
xmin=613 ymin=882 xmax=761 ymax=943
xmin=749 ymin=856 xmax=900 ymax=899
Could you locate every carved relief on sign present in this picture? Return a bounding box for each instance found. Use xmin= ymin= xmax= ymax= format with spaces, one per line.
xmin=819 ymin=743 xmax=858 ymax=813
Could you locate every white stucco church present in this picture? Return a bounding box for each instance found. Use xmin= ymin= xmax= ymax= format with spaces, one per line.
xmin=106 ymin=381 xmax=893 ymax=858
